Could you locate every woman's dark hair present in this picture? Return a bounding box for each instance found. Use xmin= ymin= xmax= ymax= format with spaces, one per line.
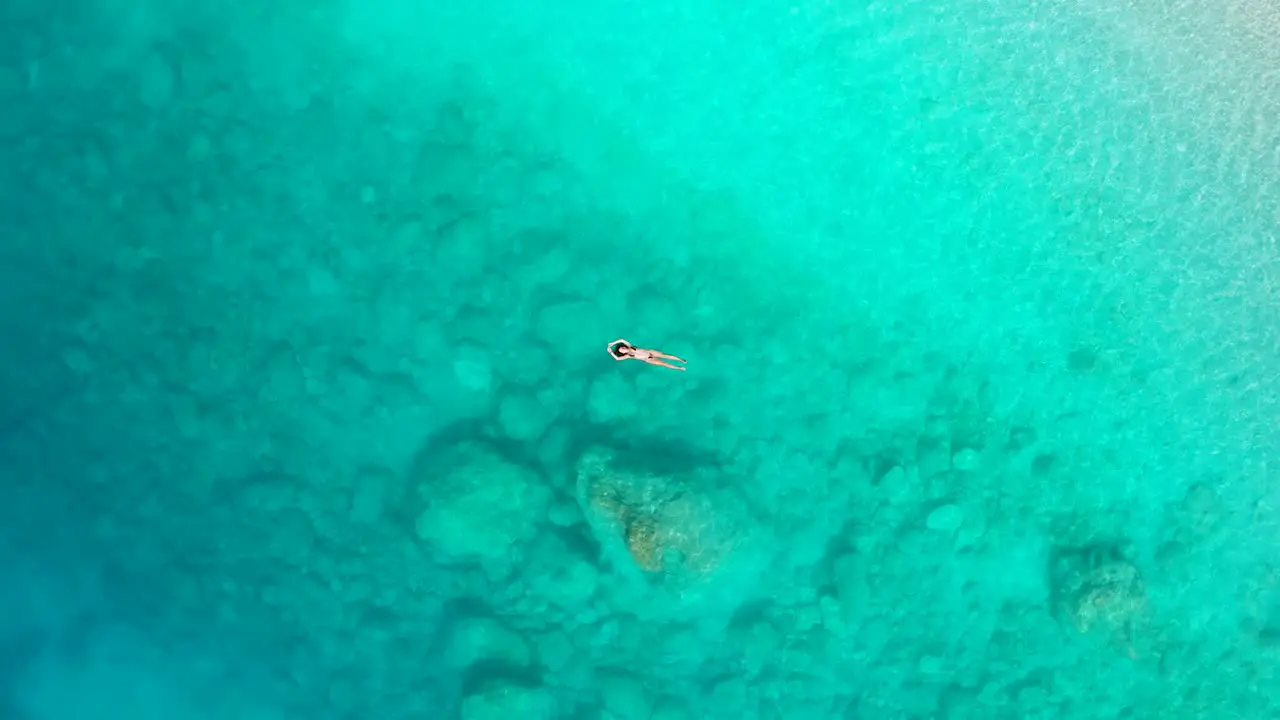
xmin=612 ymin=343 xmax=632 ymax=356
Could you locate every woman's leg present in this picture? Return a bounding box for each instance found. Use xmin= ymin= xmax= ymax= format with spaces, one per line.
xmin=645 ymin=358 xmax=686 ymax=371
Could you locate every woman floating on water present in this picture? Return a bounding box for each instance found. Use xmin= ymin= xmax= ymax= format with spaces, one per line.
xmin=607 ymin=339 xmax=687 ymax=371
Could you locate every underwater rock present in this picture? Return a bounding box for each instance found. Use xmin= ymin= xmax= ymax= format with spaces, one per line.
xmin=879 ymin=465 xmax=918 ymax=506
xmin=532 ymin=630 xmax=574 ymax=673
xmin=497 ymin=389 xmax=555 ymax=443
xmin=1050 ymin=545 xmax=1147 ymax=657
xmin=1180 ymin=482 xmax=1223 ymax=536
xmin=916 ymin=435 xmax=952 ymax=478
xmin=575 ymin=446 xmax=735 ymax=582
xmin=522 ymin=534 xmax=600 ymax=610
xmin=950 ymin=447 xmax=980 ymax=472
xmin=460 ymin=681 xmax=556 ymax=720
xmin=451 ymin=342 xmax=495 ymax=394
xmin=925 ymin=503 xmax=964 ymax=533
xmin=597 ymin=670 xmax=651 ymax=720
xmin=445 ymin=614 xmax=532 ymax=670
xmin=545 ymin=496 xmax=581 ymax=528
xmin=414 ymin=442 xmax=550 ymax=570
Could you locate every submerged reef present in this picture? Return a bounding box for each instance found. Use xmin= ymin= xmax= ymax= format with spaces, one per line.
xmin=1050 ymin=545 xmax=1148 ymax=657
xmin=575 ymin=446 xmax=736 ymax=584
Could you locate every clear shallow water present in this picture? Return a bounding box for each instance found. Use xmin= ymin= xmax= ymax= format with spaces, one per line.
xmin=4 ymin=0 xmax=1280 ymax=717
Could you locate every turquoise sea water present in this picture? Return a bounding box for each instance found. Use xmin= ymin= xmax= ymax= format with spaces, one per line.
xmin=5 ymin=0 xmax=1280 ymax=717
